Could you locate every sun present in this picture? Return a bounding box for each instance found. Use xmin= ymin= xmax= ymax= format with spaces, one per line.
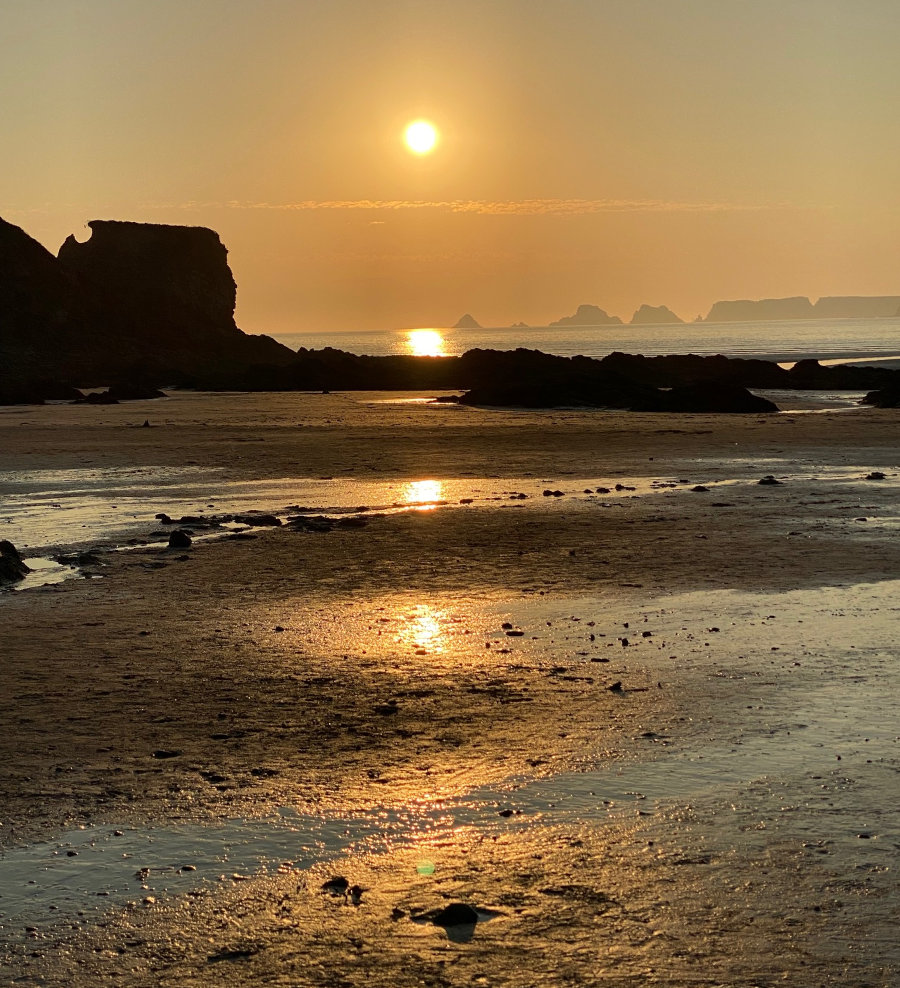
xmin=407 ymin=329 xmax=445 ymax=356
xmin=404 ymin=119 xmax=438 ymax=155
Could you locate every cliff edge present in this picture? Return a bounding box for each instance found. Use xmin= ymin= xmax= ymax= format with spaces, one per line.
xmin=1 ymin=217 xmax=293 ymax=395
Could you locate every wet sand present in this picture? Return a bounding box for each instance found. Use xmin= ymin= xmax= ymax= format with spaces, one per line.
xmin=1 ymin=392 xmax=899 ymax=985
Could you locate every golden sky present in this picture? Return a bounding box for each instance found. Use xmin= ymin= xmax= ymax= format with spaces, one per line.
xmin=3 ymin=0 xmax=900 ymax=333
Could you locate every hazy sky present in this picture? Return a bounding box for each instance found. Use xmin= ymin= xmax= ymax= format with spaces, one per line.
xmin=3 ymin=0 xmax=900 ymax=333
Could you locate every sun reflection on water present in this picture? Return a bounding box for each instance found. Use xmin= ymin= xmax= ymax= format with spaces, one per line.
xmin=402 ymin=479 xmax=444 ymax=509
xmin=406 ymin=329 xmax=446 ymax=357
xmin=398 ymin=604 xmax=450 ymax=654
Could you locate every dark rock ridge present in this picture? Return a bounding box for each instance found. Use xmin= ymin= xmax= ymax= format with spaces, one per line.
xmin=187 ymin=346 xmax=900 ymax=409
xmin=703 ymin=295 xmax=900 ymax=322
xmin=656 ymin=383 xmax=776 ymax=414
xmin=1 ymin=216 xmax=294 ymax=399
xmin=550 ymin=304 xmax=622 ymax=327
xmin=452 ymin=313 xmax=481 ymax=329
xmin=630 ymin=304 xmax=683 ymax=325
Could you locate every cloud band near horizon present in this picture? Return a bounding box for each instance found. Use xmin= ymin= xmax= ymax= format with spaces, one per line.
xmin=170 ymin=197 xmax=781 ymax=215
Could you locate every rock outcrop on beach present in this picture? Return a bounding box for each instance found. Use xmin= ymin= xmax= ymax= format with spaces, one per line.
xmin=0 ymin=216 xmax=294 ymax=400
xmin=630 ymin=304 xmax=683 ymax=325
xmin=861 ymin=384 xmax=900 ymax=408
xmin=191 ymin=345 xmax=900 ymax=411
xmin=0 ymin=540 xmax=30 ymax=585
xmin=56 ymin=220 xmax=292 ymax=380
xmin=656 ymin=382 xmax=777 ymax=413
xmin=452 ymin=313 xmax=482 ymax=329
xmin=599 ymin=351 xmax=788 ymax=389
xmin=550 ymin=304 xmax=623 ymax=326
xmin=0 ymin=217 xmax=94 ymax=396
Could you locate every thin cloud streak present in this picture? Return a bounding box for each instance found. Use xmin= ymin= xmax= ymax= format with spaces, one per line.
xmin=153 ymin=198 xmax=790 ymax=216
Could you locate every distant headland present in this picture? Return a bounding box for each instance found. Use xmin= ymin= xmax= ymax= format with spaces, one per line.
xmin=458 ymin=295 xmax=900 ymax=331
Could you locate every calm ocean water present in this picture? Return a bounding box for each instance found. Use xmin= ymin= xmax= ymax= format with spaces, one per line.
xmin=271 ymin=317 xmax=900 ymax=363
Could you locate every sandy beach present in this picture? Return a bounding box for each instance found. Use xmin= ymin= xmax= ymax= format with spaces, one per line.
xmin=1 ymin=391 xmax=899 ymax=985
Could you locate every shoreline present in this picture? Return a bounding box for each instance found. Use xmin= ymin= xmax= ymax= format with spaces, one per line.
xmin=2 ymin=393 xmax=899 ymax=983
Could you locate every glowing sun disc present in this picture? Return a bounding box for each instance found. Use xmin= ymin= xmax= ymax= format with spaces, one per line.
xmin=407 ymin=329 xmax=445 ymax=356
xmin=405 ymin=120 xmax=438 ymax=154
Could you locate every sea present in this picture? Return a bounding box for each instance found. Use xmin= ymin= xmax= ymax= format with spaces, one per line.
xmin=270 ymin=316 xmax=900 ymax=365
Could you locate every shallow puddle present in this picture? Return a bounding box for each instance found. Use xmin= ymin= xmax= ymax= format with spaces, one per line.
xmin=2 ymin=461 xmax=895 ymax=562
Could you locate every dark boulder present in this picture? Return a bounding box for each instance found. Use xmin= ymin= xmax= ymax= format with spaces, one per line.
xmin=0 ymin=380 xmax=84 ymax=405
xmin=233 ymin=513 xmax=282 ymax=527
xmin=80 ymin=390 xmax=119 ymax=404
xmin=429 ymin=903 xmax=479 ymax=927
xmin=168 ymin=530 xmax=192 ymax=549
xmin=107 ymin=382 xmax=167 ymax=401
xmin=788 ymin=359 xmax=900 ymax=391
xmin=861 ymin=385 xmax=900 ymax=408
xmin=0 ymin=541 xmax=30 ymax=584
xmin=656 ymin=383 xmax=778 ymax=413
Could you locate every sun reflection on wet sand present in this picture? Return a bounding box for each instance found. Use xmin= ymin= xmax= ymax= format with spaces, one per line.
xmin=397 ymin=604 xmax=450 ymax=654
xmin=402 ymin=478 xmax=445 ymax=509
xmin=406 ymin=329 xmax=446 ymax=357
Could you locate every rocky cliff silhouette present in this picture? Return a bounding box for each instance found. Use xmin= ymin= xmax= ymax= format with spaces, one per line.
xmin=1 ymin=217 xmax=293 ymax=398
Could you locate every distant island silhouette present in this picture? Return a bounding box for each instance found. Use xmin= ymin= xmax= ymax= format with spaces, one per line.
xmin=631 ymin=304 xmax=683 ymax=325
xmin=453 ymin=313 xmax=482 ymax=329
xmin=550 ymin=303 xmax=622 ymax=326
xmin=542 ymin=295 xmax=900 ymax=326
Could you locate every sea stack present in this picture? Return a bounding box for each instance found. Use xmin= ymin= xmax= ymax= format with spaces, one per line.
xmin=630 ymin=304 xmax=683 ymax=325
xmin=550 ymin=304 xmax=622 ymax=326
xmin=453 ymin=313 xmax=482 ymax=329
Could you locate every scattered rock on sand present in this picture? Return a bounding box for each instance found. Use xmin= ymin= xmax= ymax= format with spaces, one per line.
xmin=168 ymin=530 xmax=192 ymax=549
xmin=0 ymin=541 xmax=30 ymax=584
xmin=321 ymin=876 xmax=350 ymax=896
xmin=758 ymin=475 xmax=782 ymax=485
xmin=866 ymin=471 xmax=885 ymax=480
xmin=233 ymin=513 xmax=282 ymax=527
xmin=429 ymin=903 xmax=480 ymax=927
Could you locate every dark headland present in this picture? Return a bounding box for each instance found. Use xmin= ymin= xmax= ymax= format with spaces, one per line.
xmin=2 ymin=216 xmax=900 ymax=411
